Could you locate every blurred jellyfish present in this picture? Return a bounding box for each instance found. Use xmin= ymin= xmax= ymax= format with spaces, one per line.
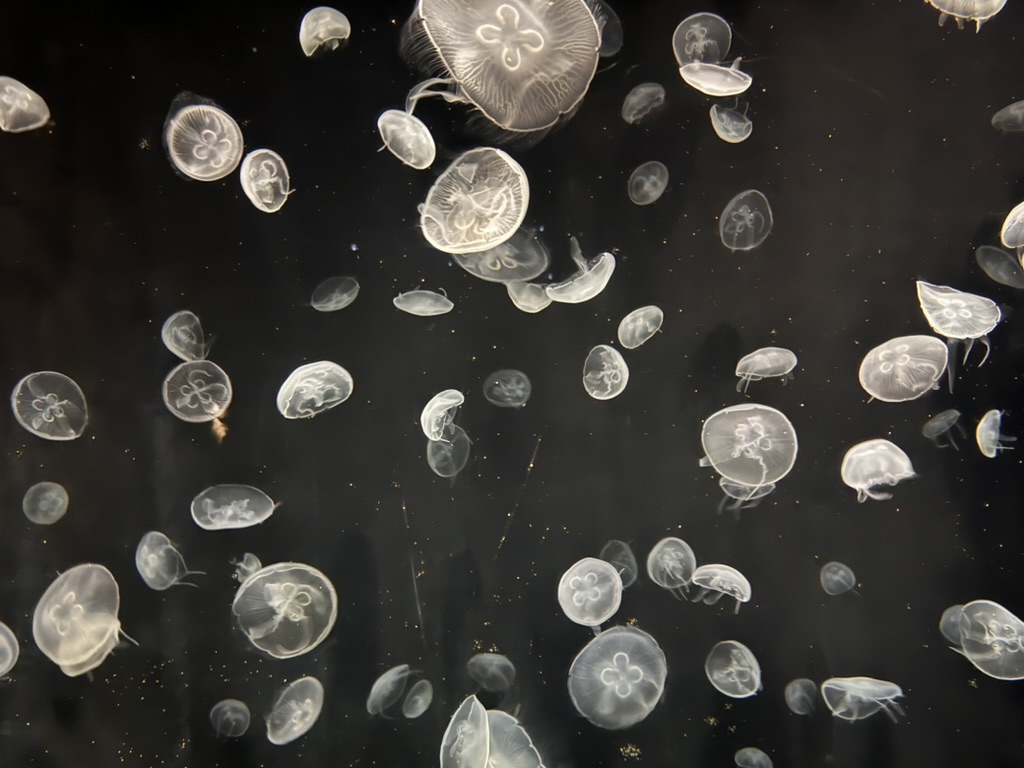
xmin=992 ymin=99 xmax=1024 ymax=132
xmin=820 ymin=677 xmax=904 ymax=722
xmin=646 ymin=537 xmax=696 ymax=599
xmin=976 ymin=409 xmax=1015 ymax=457
xmin=487 ymin=710 xmax=544 ymax=768
xmin=557 ymin=557 xmax=623 ymax=628
xmin=367 ymin=664 xmax=412 ymax=717
xmin=734 ymin=347 xmax=797 ymax=392
xmin=482 ymin=369 xmax=531 ymax=408
xmin=507 ymin=280 xmax=552 ymax=313
xmin=621 ymin=83 xmax=665 ymax=125
xmin=163 ymin=360 xmax=232 ymax=423
xmin=0 ymin=621 xmax=20 ymax=677
xmin=916 ymin=281 xmax=1001 ymax=389
xmin=956 ymin=599 xmax=1024 ymax=680
xmin=311 ymin=276 xmax=360 ymax=312
xmin=163 ymin=92 xmax=243 ymax=181
xmin=266 ymin=676 xmax=324 ymax=745
xmin=377 ymin=109 xmax=436 ymax=170
xmin=705 ymin=640 xmax=762 ymax=698
xmin=277 ymin=361 xmax=353 ymax=419
xmin=192 ymin=485 xmax=278 ymax=530
xmin=426 ymin=424 xmax=472 ymax=478
xmin=453 ymin=227 xmax=550 ymax=284
xmin=735 ymin=747 xmax=773 ymax=768
xmin=394 ymin=289 xmax=455 ymax=316
xmin=240 ymin=149 xmax=292 ymax=213
xmin=858 ymin=335 xmax=947 ymax=402
xmin=22 ymin=481 xmax=69 ymax=525
xmin=440 ymin=695 xmax=490 ymax=768
xmin=617 ymin=306 xmax=663 ymax=350
xmin=161 ymin=310 xmax=208 ymax=361
xmin=210 ymin=699 xmax=251 ymax=738
xmin=939 ymin=604 xmax=965 ymax=648
xmin=840 ymin=439 xmax=915 ymax=502
xmin=627 ymin=161 xmax=669 ymax=206
xmin=135 ymin=531 xmax=205 ymax=590
xmin=710 ymin=102 xmax=752 ymax=143
xmin=583 ymin=345 xmax=629 ymax=400
xmin=672 ymin=12 xmax=732 ymax=65
xmin=546 ymin=237 xmax=616 ymax=304
xmin=975 ymin=245 xmax=1024 ymax=289
xmin=699 ymin=403 xmax=798 ymax=489
xmin=679 ymin=59 xmax=752 ymax=97
xmin=922 ymin=409 xmax=965 ymax=449
xmin=719 ymin=189 xmax=773 ymax=251
xmin=925 ymin=0 xmax=1006 ymax=31
xmin=232 ymin=552 xmax=263 ymax=582
xmin=11 ymin=371 xmax=88 ymax=441
xmin=819 ymin=561 xmax=857 ymax=596
xmin=717 ymin=478 xmax=775 ymax=516
xmin=467 ymin=652 xmax=516 ymax=692
xmin=784 ymin=678 xmax=816 ymax=715
xmin=421 ymin=389 xmax=465 ymax=441
xmin=403 ymin=679 xmax=434 ymax=718
xmin=0 ymin=76 xmax=50 ymax=132
xmin=689 ymin=564 xmax=751 ymax=613
xmin=299 ymin=7 xmax=351 ymax=56
xmin=598 ymin=540 xmax=639 ymax=588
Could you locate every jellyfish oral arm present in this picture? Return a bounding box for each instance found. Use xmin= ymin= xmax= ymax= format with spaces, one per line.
xmin=405 ymin=78 xmax=460 ymax=116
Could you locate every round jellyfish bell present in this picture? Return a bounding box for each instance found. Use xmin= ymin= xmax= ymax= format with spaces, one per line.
xmin=403 ymin=679 xmax=434 ymax=718
xmin=135 ymin=531 xmax=205 ymax=590
xmin=925 ymin=0 xmax=1007 ymax=31
xmin=453 ymin=226 xmax=550 ymax=284
xmin=617 ymin=305 xmax=663 ymax=350
xmin=734 ymin=347 xmax=797 ymax=392
xmin=689 ymin=564 xmax=751 ymax=613
xmin=557 ymin=557 xmax=623 ymax=628
xmin=426 ymin=423 xmax=472 ymax=478
xmin=311 ymin=276 xmax=360 ymax=311
xmin=922 ymin=408 xmax=965 ymax=449
xmin=276 ymin=361 xmax=353 ymax=419
xmin=367 ymin=664 xmax=413 ymax=718
xmin=857 ymin=334 xmax=947 ymax=402
xmin=482 ymin=369 xmax=531 ymax=408
xmin=819 ymin=561 xmax=857 ymax=596
xmin=163 ymin=360 xmax=232 ymax=423
xmin=956 ymin=599 xmax=1024 ymax=680
xmin=975 ymin=409 xmax=1015 ymax=458
xmin=377 ymin=109 xmax=436 ymax=170
xmin=161 ymin=310 xmax=208 ymax=361
xmin=1000 ymin=200 xmax=1024 ymax=253
xmin=699 ymin=403 xmax=798 ymax=489
xmin=440 ymin=695 xmax=490 ymax=768
xmin=163 ymin=92 xmax=243 ymax=182
xmin=820 ymin=676 xmax=904 ymax=722
xmin=719 ymin=189 xmax=773 ymax=251
xmin=627 ymin=161 xmax=669 ymax=206
xmin=191 ymin=484 xmax=278 ymax=530
xmin=22 ymin=481 xmax=69 ymax=525
xmin=672 ymin=12 xmax=732 ymax=65
xmin=0 ymin=76 xmax=50 ymax=133
xmin=646 ymin=536 xmax=696 ymax=599
xmin=735 ymin=747 xmax=773 ymax=768
xmin=210 ymin=698 xmax=251 ymax=738
xmin=840 ymin=439 xmax=915 ymax=502
xmin=487 ymin=710 xmax=544 ymax=768
xmin=567 ymin=625 xmax=667 ymax=730
xmin=710 ymin=102 xmax=753 ymax=144
xmin=0 ymin=621 xmax=20 ymax=677
xmin=266 ymin=676 xmax=324 ymax=745
xmin=546 ymin=236 xmax=616 ymax=304
xmin=598 ymin=540 xmax=639 ymax=588
xmin=784 ymin=678 xmax=817 ymax=715
xmin=240 ymin=149 xmax=292 ymax=213
xmin=916 ymin=281 xmax=1001 ymax=390
xmin=621 ymin=82 xmax=666 ymax=125
xmin=421 ymin=389 xmax=465 ymax=441
xmin=299 ymin=7 xmax=351 ymax=56
xmin=583 ymin=345 xmax=629 ymax=400
xmin=705 ymin=640 xmax=762 ymax=699
xmin=11 ymin=371 xmax=88 ymax=441
xmin=467 ymin=652 xmax=516 ymax=692
xmin=679 ymin=59 xmax=752 ymax=97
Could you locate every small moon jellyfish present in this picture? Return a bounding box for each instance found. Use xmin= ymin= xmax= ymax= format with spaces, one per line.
xmin=976 ymin=409 xmax=1015 ymax=457
xmin=507 ymin=280 xmax=552 ymax=313
xmin=735 ymin=747 xmax=773 ymax=768
xmin=161 ymin=310 xmax=208 ymax=361
xmin=163 ymin=92 xmax=243 ymax=182
xmin=819 ymin=561 xmax=857 ymax=596
xmin=922 ymin=408 xmax=965 ymax=449
xmin=567 ymin=625 xmax=667 ymax=730
xmin=734 ymin=347 xmax=797 ymax=392
xmin=557 ymin=557 xmax=623 ymax=628
xmin=467 ymin=652 xmax=516 ymax=692
xmin=367 ymin=664 xmax=412 ymax=717
xmin=955 ymin=599 xmax=1024 ymax=680
xmin=276 ymin=361 xmax=353 ymax=419
xmin=135 ymin=531 xmax=205 ymax=590
xmin=939 ymin=604 xmax=965 ymax=648
xmin=857 ymin=335 xmax=948 ymax=402
xmin=210 ymin=698 xmax=251 ymax=738
xmin=191 ymin=484 xmax=279 ymax=530
xmin=0 ymin=76 xmax=50 ymax=133
xmin=719 ymin=189 xmax=773 ymax=251
xmin=699 ymin=403 xmax=798 ymax=488
xmin=11 ymin=371 xmax=88 ymax=441
xmin=266 ymin=676 xmax=324 ymax=745
xmin=595 ymin=0 xmax=623 ymax=57
xmin=299 ymin=7 xmax=351 ymax=56
xmin=233 ymin=562 xmax=337 ymax=659
xmin=163 ymin=360 xmax=232 ymax=423
xmin=546 ymin=237 xmax=616 ymax=304
xmin=482 ymin=369 xmax=531 ymax=408
xmin=240 ymin=149 xmax=292 ymax=213
xmin=710 ymin=102 xmax=752 ymax=143
xmin=646 ymin=537 xmax=696 ymax=599
xmin=680 ymin=59 xmax=752 ymax=97
xmin=672 ymin=12 xmax=732 ymax=65
xmin=916 ymin=281 xmax=1001 ymax=389
xmin=311 ymin=276 xmax=360 ymax=312
xmin=617 ymin=305 xmax=663 ymax=350
xmin=453 ymin=227 xmax=550 ymax=284
xmin=232 ymin=552 xmax=263 ymax=582
xmin=628 ymin=161 xmax=669 ymax=206
xmin=377 ymin=109 xmax=436 ymax=170
xmin=403 ymin=679 xmax=434 ymax=718
xmin=784 ymin=678 xmax=817 ymax=715
xmin=820 ymin=676 xmax=904 ymax=722
xmin=487 ymin=710 xmax=544 ymax=768
xmin=621 ymin=83 xmax=665 ymax=125
xmin=394 ymin=289 xmax=455 ymax=316
xmin=717 ymin=478 xmax=775 ymax=515
xmin=705 ymin=640 xmax=762 ymax=699
xmin=975 ymin=245 xmax=1024 ymax=289
xmin=421 ymin=389 xmax=465 ymax=441
xmin=22 ymin=481 xmax=69 ymax=525
xmin=0 ymin=621 xmax=19 ymax=677
xmin=583 ymin=345 xmax=629 ymax=400
xmin=840 ymin=439 xmax=916 ymax=502
xmin=426 ymin=424 xmax=472 ymax=478
xmin=1000 ymin=200 xmax=1024 ymax=253
xmin=440 ymin=695 xmax=489 ymax=768
xmin=992 ymin=99 xmax=1024 ymax=132
xmin=598 ymin=540 xmax=639 ymax=588
xmin=689 ymin=564 xmax=751 ymax=613
xmin=925 ymin=0 xmax=1006 ymax=31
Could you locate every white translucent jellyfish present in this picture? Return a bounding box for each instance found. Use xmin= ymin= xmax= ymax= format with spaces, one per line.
xmin=453 ymin=227 xmax=550 ymax=284
xmin=680 ymin=59 xmax=752 ymax=97
xmin=482 ymin=369 xmax=531 ymax=408
xmin=419 ymin=147 xmax=528 ymax=254
xmin=546 ymin=237 xmax=616 ymax=304
xmin=925 ymin=0 xmax=1006 ymax=31
xmin=467 ymin=652 xmax=516 ymax=692
xmin=0 ymin=76 xmax=50 ymax=133
xmin=976 ymin=409 xmax=1015 ymax=457
xmin=266 ymin=676 xmax=324 ymax=745
xmin=734 ymin=347 xmax=797 ymax=392
xmin=163 ymin=360 xmax=232 ymax=423
xmin=403 ymin=679 xmax=434 ymax=718
xmin=916 ymin=281 xmax=1001 ymax=389
xmin=440 ymin=695 xmax=490 ymax=768
xmin=240 ymin=149 xmax=292 ymax=213
xmin=992 ymin=100 xmax=1024 ymax=133
xmin=163 ymin=92 xmax=243 ymax=182
xmin=557 ymin=557 xmax=623 ymax=628
xmin=975 ymin=245 xmax=1024 ymax=289
xmin=377 ymin=109 xmax=436 ymax=170
xmin=135 ymin=531 xmax=204 ymax=591
xmin=939 ymin=603 xmax=965 ymax=648
xmin=401 ymin=0 xmax=601 ymax=140
xmin=426 ymin=424 xmax=472 ymax=478
xmin=311 ymin=276 xmax=360 ymax=311
xmin=646 ymin=537 xmax=696 ymax=599
xmin=820 ymin=677 xmax=904 ymax=722
xmin=717 ymin=478 xmax=776 ymax=515
xmin=617 ymin=305 xmax=663 ymax=350
xmin=672 ymin=12 xmax=732 ymax=65
xmin=857 ymin=335 xmax=947 ymax=403
xmin=599 ymin=540 xmax=639 ymax=588
xmin=1000 ymin=200 xmax=1024 ymax=253
xmin=487 ymin=710 xmax=544 ymax=768
xmin=299 ymin=7 xmax=351 ymax=56
xmin=277 ymin=361 xmax=353 ymax=419
xmin=394 ymin=289 xmax=455 ymax=316
xmin=735 ymin=747 xmax=773 ymax=768
xmin=11 ymin=371 xmax=88 ymax=441
xmin=583 ymin=345 xmax=629 ymax=400
xmin=0 ymin=621 xmax=19 ymax=677
xmin=567 ymin=625 xmax=667 ymax=730
xmin=621 ymin=83 xmax=665 ymax=125
xmin=233 ymin=562 xmax=337 ymax=659
xmin=719 ymin=189 xmax=773 ymax=251
xmin=507 ymin=280 xmax=552 ymax=313
xmin=922 ymin=408 xmax=965 ymax=449
xmin=710 ymin=102 xmax=752 ymax=143
xmin=232 ymin=552 xmax=263 ymax=582
xmin=820 ymin=561 xmax=857 ymax=596
xmin=421 ymin=389 xmax=465 ymax=440
xmin=22 ymin=481 xmax=69 ymax=525
xmin=191 ymin=484 xmax=279 ymax=530
xmin=840 ymin=439 xmax=915 ymax=502
xmin=367 ymin=664 xmax=413 ymax=717
xmin=689 ymin=564 xmax=751 ymax=613
xmin=699 ymin=403 xmax=798 ymax=488
xmin=210 ymin=698 xmax=251 ymax=738
xmin=705 ymin=640 xmax=762 ymax=699
xmin=595 ymin=0 xmax=623 ymax=57
xmin=161 ymin=310 xmax=208 ymax=361
xmin=784 ymin=678 xmax=817 ymax=715
xmin=956 ymin=599 xmax=1024 ymax=680
xmin=628 ymin=161 xmax=669 ymax=206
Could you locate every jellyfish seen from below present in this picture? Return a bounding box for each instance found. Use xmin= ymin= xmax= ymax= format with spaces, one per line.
xmin=367 ymin=664 xmax=412 ymax=717
xmin=784 ymin=678 xmax=817 ymax=715
xmin=487 ymin=710 xmax=544 ymax=768
xmin=820 ymin=677 xmax=904 ymax=722
xmin=419 ymin=147 xmax=529 ymax=254
xmin=192 ymin=484 xmax=278 ymax=530
xmin=992 ymin=99 xmax=1024 ymax=132
xmin=976 ymin=409 xmax=1015 ymax=457
xmin=734 ymin=347 xmax=797 ymax=392
xmin=627 ymin=161 xmax=669 ymax=206
xmin=277 ymin=361 xmax=353 ymax=419
xmin=735 ymin=747 xmax=773 ymax=768
xmin=599 ymin=540 xmax=639 ymax=588
xmin=394 ymin=289 xmax=455 ymax=316
xmin=621 ymin=83 xmax=665 ymax=125
xmin=467 ymin=652 xmax=516 ymax=692
xmin=820 ymin=561 xmax=857 ymax=596
xmin=421 ymin=389 xmax=465 ymax=441
xmin=440 ymin=695 xmax=490 ymax=768
xmin=567 ymin=625 xmax=667 ymax=730
xmin=22 ymin=481 xmax=69 ymax=525
xmin=955 ymin=599 xmax=1024 ymax=680
xmin=233 ymin=562 xmax=337 ymax=659
xmin=646 ymin=537 xmax=696 ymax=599
xmin=210 ymin=698 xmax=251 ymax=738
xmin=453 ymin=226 xmax=550 ymax=284
xmin=135 ymin=531 xmax=205 ymax=591
xmin=690 ymin=564 xmax=751 ymax=613
xmin=719 ymin=189 xmax=773 ymax=251
xmin=482 ymin=369 xmax=531 ymax=408
xmin=617 ymin=305 xmax=663 ymax=350
xmin=403 ymin=679 xmax=434 ymax=718
xmin=922 ymin=408 xmax=965 ymax=449
xmin=925 ymin=0 xmax=1006 ymax=31
xmin=377 ymin=109 xmax=436 ymax=170
xmin=705 ymin=640 xmax=762 ymax=698
xmin=583 ymin=345 xmax=629 ymax=400
xmin=717 ymin=478 xmax=775 ymax=516
xmin=680 ymin=59 xmax=752 ymax=97
xmin=299 ymin=7 xmax=351 ymax=56
xmin=710 ymin=102 xmax=753 ymax=144
xmin=161 ymin=310 xmax=208 ymax=361
xmin=427 ymin=424 xmax=472 ymax=478
xmin=240 ymin=149 xmax=292 ymax=213
xmin=0 ymin=76 xmax=50 ymax=132
xmin=546 ymin=237 xmax=616 ymax=304
xmin=557 ymin=557 xmax=623 ymax=628
xmin=840 ymin=439 xmax=915 ymax=502
xmin=163 ymin=360 xmax=232 ymax=423
xmin=975 ymin=245 xmax=1024 ymax=289
xmin=1000 ymin=200 xmax=1024 ymax=254
xmin=672 ymin=12 xmax=732 ymax=65
xmin=311 ymin=276 xmax=360 ymax=312
xmin=0 ymin=621 xmax=19 ymax=677
xmin=11 ymin=371 xmax=88 ymax=441
xmin=266 ymin=676 xmax=324 ymax=745
xmin=916 ymin=281 xmax=1001 ymax=389
xmin=699 ymin=403 xmax=798 ymax=490
xmin=507 ymin=280 xmax=551 ymax=313
xmin=163 ymin=92 xmax=243 ymax=181
xmin=857 ymin=335 xmax=947 ymax=402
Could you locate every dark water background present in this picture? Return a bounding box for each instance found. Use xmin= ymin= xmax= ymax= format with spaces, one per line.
xmin=1 ymin=1 xmax=1023 ymax=766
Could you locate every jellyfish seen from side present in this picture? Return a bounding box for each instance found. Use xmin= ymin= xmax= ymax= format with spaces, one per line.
xmin=840 ymin=439 xmax=915 ymax=502
xmin=857 ymin=335 xmax=947 ymax=402
xmin=922 ymin=408 xmax=965 ymax=449
xmin=975 ymin=409 xmax=1015 ymax=457
xmin=0 ymin=76 xmax=50 ymax=132
xmin=135 ymin=531 xmax=205 ymax=590
xmin=820 ymin=676 xmax=904 ymax=722
xmin=916 ymin=281 xmax=1001 ymax=391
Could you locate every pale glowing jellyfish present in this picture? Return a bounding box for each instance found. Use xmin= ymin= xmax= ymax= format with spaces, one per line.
xmin=377 ymin=109 xmax=436 ymax=170
xmin=840 ymin=439 xmax=915 ymax=502
xmin=403 ymin=679 xmax=434 ymax=718
xmin=440 ymin=695 xmax=490 ymax=768
xmin=367 ymin=664 xmax=413 ymax=717
xmin=394 ymin=289 xmax=455 ymax=316
xmin=975 ymin=245 xmax=1024 ymax=289
xmin=621 ymin=83 xmax=665 ymax=125
xmin=299 ymin=7 xmax=351 ymax=56
xmin=646 ymin=537 xmax=696 ymax=599
xmin=0 ymin=76 xmax=50 ymax=132
xmin=719 ymin=189 xmax=773 ymax=251
xmin=0 ymin=621 xmax=19 ymax=677
xmin=939 ymin=604 xmax=965 ymax=648
xmin=453 ymin=227 xmax=550 ymax=283
xmin=710 ymin=102 xmax=752 ymax=143
xmin=976 ymin=409 xmax=1015 ymax=457
xmin=717 ymin=478 xmax=775 ymax=515
xmin=735 ymin=747 xmax=773 ymax=768
xmin=1000 ymin=200 xmax=1024 ymax=253
xmin=482 ymin=369 xmax=531 ymax=408
xmin=617 ymin=305 xmax=663 ymax=349
xmin=22 ymin=481 xmax=69 ymax=525
xmin=266 ymin=676 xmax=324 ymax=745
xmin=672 ymin=12 xmax=732 ymax=64
xmin=232 ymin=553 xmax=263 ymax=582
xmin=627 ymin=161 xmax=669 ymax=206
xmin=820 ymin=677 xmax=904 ymax=722
xmin=819 ymin=561 xmax=857 ymax=596
xmin=426 ymin=424 xmax=472 ymax=478
xmin=240 ymin=149 xmax=292 ymax=213
xmin=679 ymin=59 xmax=752 ymax=97
xmin=925 ymin=0 xmax=1006 ymax=31
xmin=857 ymin=335 xmax=947 ymax=402
xmin=583 ymin=345 xmax=629 ymax=400
xmin=487 ymin=710 xmax=544 ymax=768
xmin=191 ymin=484 xmax=279 ymax=530
xmin=467 ymin=652 xmax=516 ymax=692
xmin=163 ymin=360 xmax=232 ymax=423
xmin=11 ymin=371 xmax=88 ymax=441
xmin=734 ymin=347 xmax=797 ymax=392
xmin=705 ymin=640 xmax=762 ymax=698
xmin=135 ymin=531 xmax=205 ymax=590
xmin=992 ymin=99 xmax=1024 ymax=133
xmin=546 ymin=237 xmax=615 ymax=304
xmin=507 ymin=280 xmax=552 ymax=313
xmin=210 ymin=699 xmax=250 ymax=738
xmin=955 ymin=599 xmax=1024 ymax=680
xmin=557 ymin=557 xmax=623 ymax=628
xmin=784 ymin=678 xmax=816 ymax=715
xmin=277 ymin=361 xmax=353 ymax=419
xmin=689 ymin=564 xmax=751 ymax=613
xmin=161 ymin=310 xmax=208 ymax=361
xmin=311 ymin=276 xmax=360 ymax=312
xmin=699 ymin=403 xmax=798 ymax=488
xmin=922 ymin=408 xmax=965 ymax=449
xmin=916 ymin=281 xmax=1001 ymax=389
xmin=599 ymin=540 xmax=639 ymax=588
xmin=421 ymin=389 xmax=464 ymax=441
xmin=163 ymin=92 xmax=243 ymax=181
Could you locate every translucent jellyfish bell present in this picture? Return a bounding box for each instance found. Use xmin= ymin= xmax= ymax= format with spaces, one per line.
xmin=680 ymin=59 xmax=752 ymax=97
xmin=646 ymin=537 xmax=696 ymax=599
xmin=567 ymin=625 xmax=667 ymax=730
xmin=426 ymin=423 xmax=472 ymax=478
xmin=11 ymin=371 xmax=88 ymax=441
xmin=975 ymin=245 xmax=1024 ymax=289
xmin=699 ymin=403 xmax=798 ymax=488
xmin=546 ymin=237 xmax=616 ymax=304
xmin=0 ymin=621 xmax=20 ymax=677
xmin=482 ymin=369 xmax=531 ymax=408
xmin=377 ymin=109 xmax=436 ymax=170
xmin=819 ymin=561 xmax=857 ymax=596
xmin=598 ymin=540 xmax=639 ymax=588
xmin=840 ymin=439 xmax=915 ymax=502
xmin=617 ymin=305 xmax=663 ymax=349
xmin=507 ymin=280 xmax=552 ymax=313
xmin=421 ymin=389 xmax=465 ymax=441
xmin=735 ymin=747 xmax=773 ymax=768
xmin=719 ymin=189 xmax=773 ymax=251
xmin=394 ymin=289 xmax=455 ymax=316
xmin=820 ymin=676 xmax=904 ymax=722
xmin=276 ymin=361 xmax=354 ymax=419
xmin=627 ymin=161 xmax=669 ymax=206
xmin=210 ymin=698 xmax=251 ymax=738
xmin=240 ymin=149 xmax=292 ymax=213
xmin=710 ymin=102 xmax=753 ymax=144
xmin=583 ymin=345 xmax=629 ymax=400
xmin=266 ymin=676 xmax=324 ymax=745
xmin=922 ymin=408 xmax=965 ymax=449
xmin=487 ymin=711 xmax=544 ymax=768
xmin=925 ymin=0 xmax=1007 ymax=31
xmin=689 ymin=564 xmax=751 ymax=613
xmin=939 ymin=604 xmax=965 ymax=648
xmin=999 ymin=200 xmax=1024 ymax=253
xmin=453 ymin=227 xmax=550 ymax=284
xmin=367 ymin=664 xmax=412 ymax=717
xmin=857 ymin=335 xmax=948 ymax=402
xmin=672 ymin=12 xmax=732 ymax=65
xmin=163 ymin=92 xmax=243 ymax=182
xmin=22 ymin=481 xmax=69 ymax=525
xmin=717 ymin=478 xmax=776 ymax=515
xmin=232 ymin=552 xmax=263 ymax=582
xmin=0 ymin=76 xmax=50 ymax=133
xmin=299 ymin=7 xmax=351 ymax=56
xmin=705 ymin=640 xmax=762 ymax=698
xmin=557 ymin=557 xmax=623 ymax=628
xmin=311 ymin=276 xmax=360 ymax=311
xmin=161 ymin=310 xmax=208 ymax=361
xmin=734 ymin=347 xmax=797 ymax=392
xmin=956 ymin=599 xmax=1024 ymax=680
xmin=440 ymin=695 xmax=490 ymax=768
xmin=621 ymin=83 xmax=666 ymax=125
xmin=975 ymin=409 xmax=1015 ymax=458
xmin=163 ymin=360 xmax=233 ymax=423
xmin=784 ymin=678 xmax=817 ymax=715
xmin=135 ymin=531 xmax=205 ymax=591
xmin=191 ymin=484 xmax=279 ymax=530
xmin=916 ymin=281 xmax=1001 ymax=388
xmin=467 ymin=652 xmax=516 ymax=692
xmin=403 ymin=679 xmax=434 ymax=718
xmin=992 ymin=100 xmax=1024 ymax=133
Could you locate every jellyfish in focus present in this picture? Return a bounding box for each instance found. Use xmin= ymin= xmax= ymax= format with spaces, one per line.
xmin=955 ymin=599 xmax=1024 ymax=680
xmin=403 ymin=679 xmax=434 ymax=718
xmin=734 ymin=347 xmax=797 ymax=392
xmin=277 ymin=361 xmax=353 ymax=419
xmin=135 ymin=531 xmax=205 ymax=590
xmin=467 ymin=652 xmax=516 ymax=692
xmin=11 ymin=371 xmax=88 ymax=441
xmin=0 ymin=621 xmax=20 ymax=677
xmin=820 ymin=676 xmax=904 ymax=722
xmin=367 ymin=664 xmax=413 ymax=717
xmin=161 ymin=310 xmax=208 ymax=361
xmin=784 ymin=678 xmax=816 ymax=715
xmin=922 ymin=409 xmax=965 ymax=449
xmin=672 ymin=12 xmax=732 ymax=64
xmin=916 ymin=281 xmax=1001 ymax=389
xmin=621 ymin=83 xmax=665 ymax=125
xmin=546 ymin=237 xmax=616 ymax=304
xmin=507 ymin=280 xmax=552 ymax=313
xmin=583 ymin=345 xmax=629 ymax=400
xmin=710 ymin=102 xmax=752 ymax=143
xmin=646 ymin=537 xmax=696 ymax=599
xmin=627 ymin=161 xmax=669 ymax=206
xmin=0 ymin=76 xmax=50 ymax=132
xmin=453 ymin=226 xmax=550 ymax=284
xmin=421 ymin=389 xmax=465 ymax=441
xmin=679 ymin=59 xmax=752 ymax=97
xmin=377 ymin=109 xmax=436 ymax=170
xmin=482 ymin=369 xmax=531 ymax=408
xmin=975 ymin=245 xmax=1024 ymax=289
xmin=163 ymin=360 xmax=232 ymax=423
xmin=163 ymin=92 xmax=243 ymax=181
xmin=311 ymin=276 xmax=360 ymax=311
xmin=840 ymin=439 xmax=915 ymax=502
xmin=617 ymin=305 xmax=663 ymax=350
xmin=699 ymin=403 xmax=798 ymax=489
xmin=266 ymin=676 xmax=324 ymax=745
xmin=426 ymin=424 xmax=472 ymax=478
xmin=819 ymin=561 xmax=857 ymax=596
xmin=924 ymin=0 xmax=1007 ymax=31
xmin=975 ymin=409 xmax=1015 ymax=457
xmin=1000 ymin=200 xmax=1024 ymax=254
xmin=299 ymin=7 xmax=351 ymax=56
xmin=992 ymin=99 xmax=1024 ymax=132
xmin=557 ymin=557 xmax=623 ymax=628
xmin=240 ymin=149 xmax=292 ymax=213
xmin=598 ymin=540 xmax=639 ymax=588
xmin=22 ymin=481 xmax=69 ymax=525
xmin=689 ymin=564 xmax=751 ymax=613
xmin=210 ymin=699 xmax=251 ymax=738
xmin=394 ymin=289 xmax=455 ymax=316
xmin=719 ymin=189 xmax=773 ymax=251
xmin=735 ymin=747 xmax=773 ymax=768
xmin=858 ymin=335 xmax=948 ymax=402
xmin=440 ymin=695 xmax=490 ymax=768
xmin=191 ymin=484 xmax=278 ymax=530
xmin=705 ymin=640 xmax=762 ymax=698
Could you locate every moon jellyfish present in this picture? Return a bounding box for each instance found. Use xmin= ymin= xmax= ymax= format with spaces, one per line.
xmin=820 ymin=561 xmax=857 ymax=596
xmin=976 ymin=409 xmax=1015 ymax=457
xmin=1000 ymin=200 xmax=1024 ymax=252
xmin=735 ymin=747 xmax=773 ymax=768
xmin=955 ymin=599 xmax=1024 ymax=680
xmin=11 ymin=371 xmax=88 ymax=441
xmin=161 ymin=310 xmax=208 ymax=361
xmin=276 ymin=361 xmax=353 ymax=419
xmin=482 ymin=369 xmax=531 ymax=408
xmin=421 ymin=389 xmax=465 ymax=441
xmin=680 ymin=59 xmax=752 ymax=97
xmin=939 ymin=604 xmax=965 ymax=648
xmin=210 ymin=698 xmax=251 ymax=738
xmin=820 ymin=676 xmax=904 ymax=722
xmin=467 ymin=652 xmax=516 ymax=692
xmin=916 ymin=281 xmax=1001 ymax=390
xmin=672 ymin=12 xmax=732 ymax=65
xmin=583 ymin=345 xmax=629 ymax=400
xmin=299 ymin=7 xmax=351 ymax=56
xmin=163 ymin=360 xmax=232 ymax=423
xmin=22 ymin=481 xmax=69 ymax=525
xmin=163 ymin=92 xmax=243 ymax=182
xmin=627 ymin=161 xmax=669 ymax=206
xmin=557 ymin=557 xmax=623 ymax=628
xmin=719 ymin=189 xmax=773 ymax=251
xmin=857 ymin=335 xmax=948 ymax=402
xmin=705 ymin=640 xmax=762 ymax=699
xmin=710 ymin=102 xmax=752 ymax=143
xmin=594 ymin=0 xmax=623 ymax=57
xmin=546 ymin=237 xmax=616 ymax=304
xmin=975 ymin=245 xmax=1024 ymax=289
xmin=311 ymin=276 xmax=360 ymax=311
xmin=240 ymin=149 xmax=292 ymax=213
xmin=191 ymin=484 xmax=278 ymax=530
xmin=567 ymin=625 xmax=667 ymax=729
xmin=440 ymin=695 xmax=490 ymax=768
xmin=840 ymin=439 xmax=915 ymax=502
xmin=621 ymin=83 xmax=665 ymax=125
xmin=646 ymin=537 xmax=696 ymax=599
xmin=507 ymin=280 xmax=551 ymax=313
xmin=0 ymin=76 xmax=50 ymax=133
xmin=135 ymin=531 xmax=204 ymax=590
xmin=734 ymin=347 xmax=797 ymax=392
xmin=377 ymin=109 xmax=436 ymax=170
xmin=394 ymin=289 xmax=455 ymax=316
xmin=925 ymin=0 xmax=1006 ymax=31
xmin=0 ymin=621 xmax=19 ymax=677
xmin=992 ymin=99 xmax=1024 ymax=132
xmin=266 ymin=676 xmax=324 ymax=745
xmin=784 ymin=678 xmax=817 ymax=715
xmin=922 ymin=408 xmax=965 ymax=449
xmin=617 ymin=305 xmax=663 ymax=350
xmin=599 ymin=540 xmax=639 ymax=588
xmin=403 ymin=679 xmax=434 ymax=718
xmin=367 ymin=664 xmax=413 ymax=717
xmin=453 ymin=227 xmax=550 ymax=284
xmin=699 ymin=404 xmax=798 ymax=489
xmin=689 ymin=564 xmax=751 ymax=613
xmin=426 ymin=424 xmax=472 ymax=478
xmin=717 ymin=478 xmax=775 ymax=515
xmin=419 ymin=147 xmax=528 ymax=254
xmin=233 ymin=562 xmax=337 ymax=659
xmin=232 ymin=552 xmax=263 ymax=582
xmin=487 ymin=710 xmax=544 ymax=768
